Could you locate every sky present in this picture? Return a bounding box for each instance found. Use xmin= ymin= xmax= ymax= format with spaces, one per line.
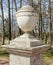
xmin=0 ymin=0 xmax=51 ymax=18
xmin=0 ymin=0 xmax=53 ymax=32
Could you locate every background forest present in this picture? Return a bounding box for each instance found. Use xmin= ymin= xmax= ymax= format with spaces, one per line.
xmin=0 ymin=0 xmax=53 ymax=45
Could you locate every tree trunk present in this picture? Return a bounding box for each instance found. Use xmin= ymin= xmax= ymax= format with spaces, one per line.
xmin=29 ymin=0 xmax=33 ymax=6
xmin=19 ymin=0 xmax=22 ymax=35
xmin=20 ymin=0 xmax=22 ymax=8
xmin=8 ymin=0 xmax=11 ymax=40
xmin=39 ymin=0 xmax=43 ymax=39
xmin=49 ymin=0 xmax=52 ymax=45
xmin=14 ymin=0 xmax=17 ymax=11
xmin=1 ymin=0 xmax=5 ymax=45
xmin=12 ymin=0 xmax=13 ymax=39
xmin=14 ymin=0 xmax=22 ymax=35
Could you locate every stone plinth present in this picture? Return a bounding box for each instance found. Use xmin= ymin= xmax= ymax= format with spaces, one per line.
xmin=1 ymin=36 xmax=50 ymax=65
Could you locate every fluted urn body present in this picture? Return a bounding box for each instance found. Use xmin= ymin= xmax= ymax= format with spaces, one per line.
xmin=16 ymin=5 xmax=38 ymax=32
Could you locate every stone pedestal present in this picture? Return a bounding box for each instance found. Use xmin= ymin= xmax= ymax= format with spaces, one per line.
xmin=10 ymin=54 xmax=43 ymax=65
xmin=2 ymin=36 xmax=50 ymax=65
xmin=1 ymin=5 xmax=50 ymax=65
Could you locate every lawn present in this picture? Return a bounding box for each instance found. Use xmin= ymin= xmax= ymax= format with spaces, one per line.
xmin=43 ymin=48 xmax=53 ymax=65
xmin=0 ymin=46 xmax=9 ymax=59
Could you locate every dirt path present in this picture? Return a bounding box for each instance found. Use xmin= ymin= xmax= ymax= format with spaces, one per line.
xmin=0 ymin=57 xmax=9 ymax=65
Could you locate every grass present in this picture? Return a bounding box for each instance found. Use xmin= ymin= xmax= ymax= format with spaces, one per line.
xmin=43 ymin=48 xmax=53 ymax=65
xmin=0 ymin=38 xmax=9 ymax=59
xmin=0 ymin=46 xmax=9 ymax=59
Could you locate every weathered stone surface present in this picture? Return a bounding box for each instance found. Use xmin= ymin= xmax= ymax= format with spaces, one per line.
xmin=10 ymin=54 xmax=43 ymax=65
xmin=9 ymin=37 xmax=43 ymax=48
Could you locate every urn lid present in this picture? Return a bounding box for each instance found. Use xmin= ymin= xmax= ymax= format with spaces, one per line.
xmin=16 ymin=5 xmax=36 ymax=13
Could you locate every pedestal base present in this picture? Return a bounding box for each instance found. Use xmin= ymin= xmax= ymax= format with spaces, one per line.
xmin=10 ymin=54 xmax=43 ymax=65
xmin=1 ymin=36 xmax=50 ymax=65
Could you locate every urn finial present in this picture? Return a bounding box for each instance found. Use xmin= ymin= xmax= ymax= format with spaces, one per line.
xmin=16 ymin=5 xmax=38 ymax=37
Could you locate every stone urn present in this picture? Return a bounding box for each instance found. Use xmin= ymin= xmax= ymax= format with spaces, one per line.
xmin=16 ymin=5 xmax=38 ymax=33
xmin=1 ymin=5 xmax=50 ymax=65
